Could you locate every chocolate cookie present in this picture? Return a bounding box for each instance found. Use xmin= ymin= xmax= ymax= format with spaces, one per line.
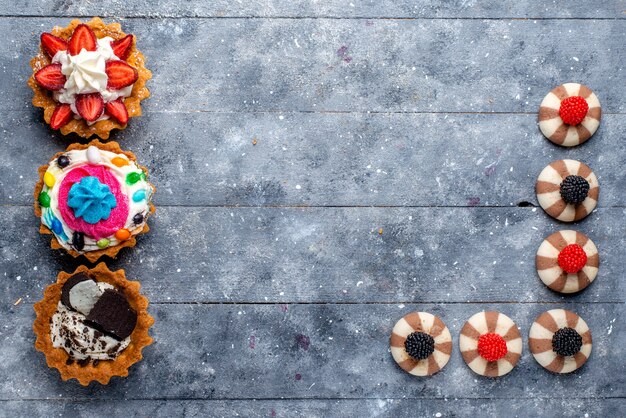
xmin=459 ymin=311 xmax=522 ymax=377
xmin=536 ymin=230 xmax=599 ymax=293
xmin=529 ymin=309 xmax=592 ymax=373
xmin=538 ymin=83 xmax=601 ymax=147
xmin=390 ymin=312 xmax=452 ymax=376
xmin=536 ymin=160 xmax=599 ymax=222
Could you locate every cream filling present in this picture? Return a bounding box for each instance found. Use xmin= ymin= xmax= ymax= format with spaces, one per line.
xmin=52 ymin=37 xmax=134 ymax=125
xmin=50 ymin=283 xmax=130 ymax=361
xmin=40 ymin=147 xmax=152 ymax=253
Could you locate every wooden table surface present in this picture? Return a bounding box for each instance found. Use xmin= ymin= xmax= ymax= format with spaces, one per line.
xmin=1 ymin=1 xmax=625 ymax=416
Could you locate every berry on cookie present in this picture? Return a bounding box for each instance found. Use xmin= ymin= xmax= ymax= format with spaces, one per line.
xmin=460 ymin=311 xmax=522 ymax=377
xmin=538 ymin=83 xmax=601 ymax=147
xmin=390 ymin=312 xmax=452 ymax=376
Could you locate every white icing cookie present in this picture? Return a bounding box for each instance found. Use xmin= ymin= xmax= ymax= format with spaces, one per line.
xmin=459 ymin=311 xmax=522 ymax=377
xmin=536 ymin=159 xmax=599 ymax=222
xmin=529 ymin=309 xmax=592 ymax=374
xmin=538 ymin=83 xmax=601 ymax=147
xmin=390 ymin=311 xmax=452 ymax=376
xmin=536 ymin=230 xmax=599 ymax=293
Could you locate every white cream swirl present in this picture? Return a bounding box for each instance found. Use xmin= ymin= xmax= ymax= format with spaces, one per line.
xmin=52 ymin=37 xmax=133 ymax=123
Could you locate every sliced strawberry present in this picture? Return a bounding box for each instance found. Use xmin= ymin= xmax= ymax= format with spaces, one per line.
xmin=105 ymin=98 xmax=130 ymax=124
xmin=75 ymin=93 xmax=104 ymax=122
xmin=34 ymin=63 xmax=66 ymax=91
xmin=68 ymin=24 xmax=97 ymax=56
xmin=49 ymin=104 xmax=73 ymax=130
xmin=111 ymin=34 xmax=134 ymax=60
xmin=106 ymin=61 xmax=138 ymax=89
xmin=40 ymin=33 xmax=68 ymax=58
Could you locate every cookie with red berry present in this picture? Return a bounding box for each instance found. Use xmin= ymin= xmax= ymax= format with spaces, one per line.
xmin=536 ymin=230 xmax=599 ymax=294
xmin=390 ymin=311 xmax=452 ymax=376
xmin=529 ymin=309 xmax=592 ymax=374
xmin=459 ymin=311 xmax=522 ymax=377
xmin=538 ymin=83 xmax=601 ymax=147
xmin=536 ymin=159 xmax=599 ymax=222
xmin=28 ymin=17 xmax=151 ymax=139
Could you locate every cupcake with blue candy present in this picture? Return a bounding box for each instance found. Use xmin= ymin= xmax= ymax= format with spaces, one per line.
xmin=34 ymin=140 xmax=154 ymax=261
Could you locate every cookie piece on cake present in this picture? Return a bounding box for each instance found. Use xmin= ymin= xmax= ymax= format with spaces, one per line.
xmin=536 ymin=230 xmax=599 ymax=293
xmin=536 ymin=159 xmax=599 ymax=222
xmin=529 ymin=309 xmax=592 ymax=374
xmin=390 ymin=311 xmax=452 ymax=376
xmin=459 ymin=311 xmax=522 ymax=377
xmin=538 ymin=83 xmax=601 ymax=147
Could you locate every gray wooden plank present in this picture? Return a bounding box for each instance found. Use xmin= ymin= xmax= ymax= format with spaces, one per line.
xmin=2 ymin=206 xmax=624 ymax=305
xmin=1 ymin=398 xmax=623 ymax=418
xmin=4 ymin=18 xmax=626 ymax=114
xmin=1 ymin=1 xmax=622 ymax=19
xmin=1 ymin=302 xmax=623 ymax=399
xmin=3 ymin=112 xmax=625 ymax=207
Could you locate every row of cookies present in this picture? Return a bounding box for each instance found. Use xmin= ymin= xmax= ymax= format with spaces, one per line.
xmin=29 ymin=19 xmax=156 ymax=385
xmin=535 ymin=87 xmax=602 ymax=291
xmin=391 ymin=310 xmax=592 ymax=377
xmin=388 ymin=84 xmax=603 ymax=379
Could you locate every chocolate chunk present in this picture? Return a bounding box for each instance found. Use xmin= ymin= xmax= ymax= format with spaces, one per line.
xmin=85 ymin=289 xmax=137 ymax=340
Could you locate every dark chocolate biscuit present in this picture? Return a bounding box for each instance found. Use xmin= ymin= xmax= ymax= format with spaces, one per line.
xmin=86 ymin=289 xmax=137 ymax=340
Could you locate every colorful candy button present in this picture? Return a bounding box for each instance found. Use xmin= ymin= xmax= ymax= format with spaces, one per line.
xmin=38 ymin=191 xmax=51 ymax=208
xmin=57 ymin=155 xmax=70 ymax=168
xmin=51 ymin=218 xmax=63 ymax=235
xmin=126 ymin=172 xmax=142 ymax=185
xmin=111 ymin=157 xmax=129 ymax=167
xmin=44 ymin=172 xmax=55 ymax=188
xmin=115 ymin=229 xmax=131 ymax=241
xmin=96 ymin=238 xmax=110 ymax=249
xmin=87 ymin=146 xmax=102 ymax=164
xmin=132 ymin=189 xmax=147 ymax=202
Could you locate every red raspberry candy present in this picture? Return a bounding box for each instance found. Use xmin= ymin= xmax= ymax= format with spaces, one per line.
xmin=559 ymin=96 xmax=589 ymax=126
xmin=477 ymin=332 xmax=508 ymax=362
xmin=557 ymin=244 xmax=587 ymax=274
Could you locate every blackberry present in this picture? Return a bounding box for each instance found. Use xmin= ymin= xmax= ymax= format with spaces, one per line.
xmin=404 ymin=331 xmax=435 ymax=360
xmin=560 ymin=175 xmax=590 ymax=204
xmin=552 ymin=327 xmax=582 ymax=357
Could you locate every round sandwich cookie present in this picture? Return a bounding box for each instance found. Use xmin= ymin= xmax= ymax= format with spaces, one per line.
xmin=33 ymin=263 xmax=154 ymax=385
xmin=536 ymin=230 xmax=599 ymax=293
xmin=536 ymin=159 xmax=599 ymax=222
xmin=459 ymin=311 xmax=522 ymax=377
xmin=538 ymin=83 xmax=601 ymax=147
xmin=34 ymin=140 xmax=155 ymax=262
xmin=529 ymin=309 xmax=592 ymax=374
xmin=28 ymin=17 xmax=151 ymax=139
xmin=390 ymin=311 xmax=452 ymax=376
